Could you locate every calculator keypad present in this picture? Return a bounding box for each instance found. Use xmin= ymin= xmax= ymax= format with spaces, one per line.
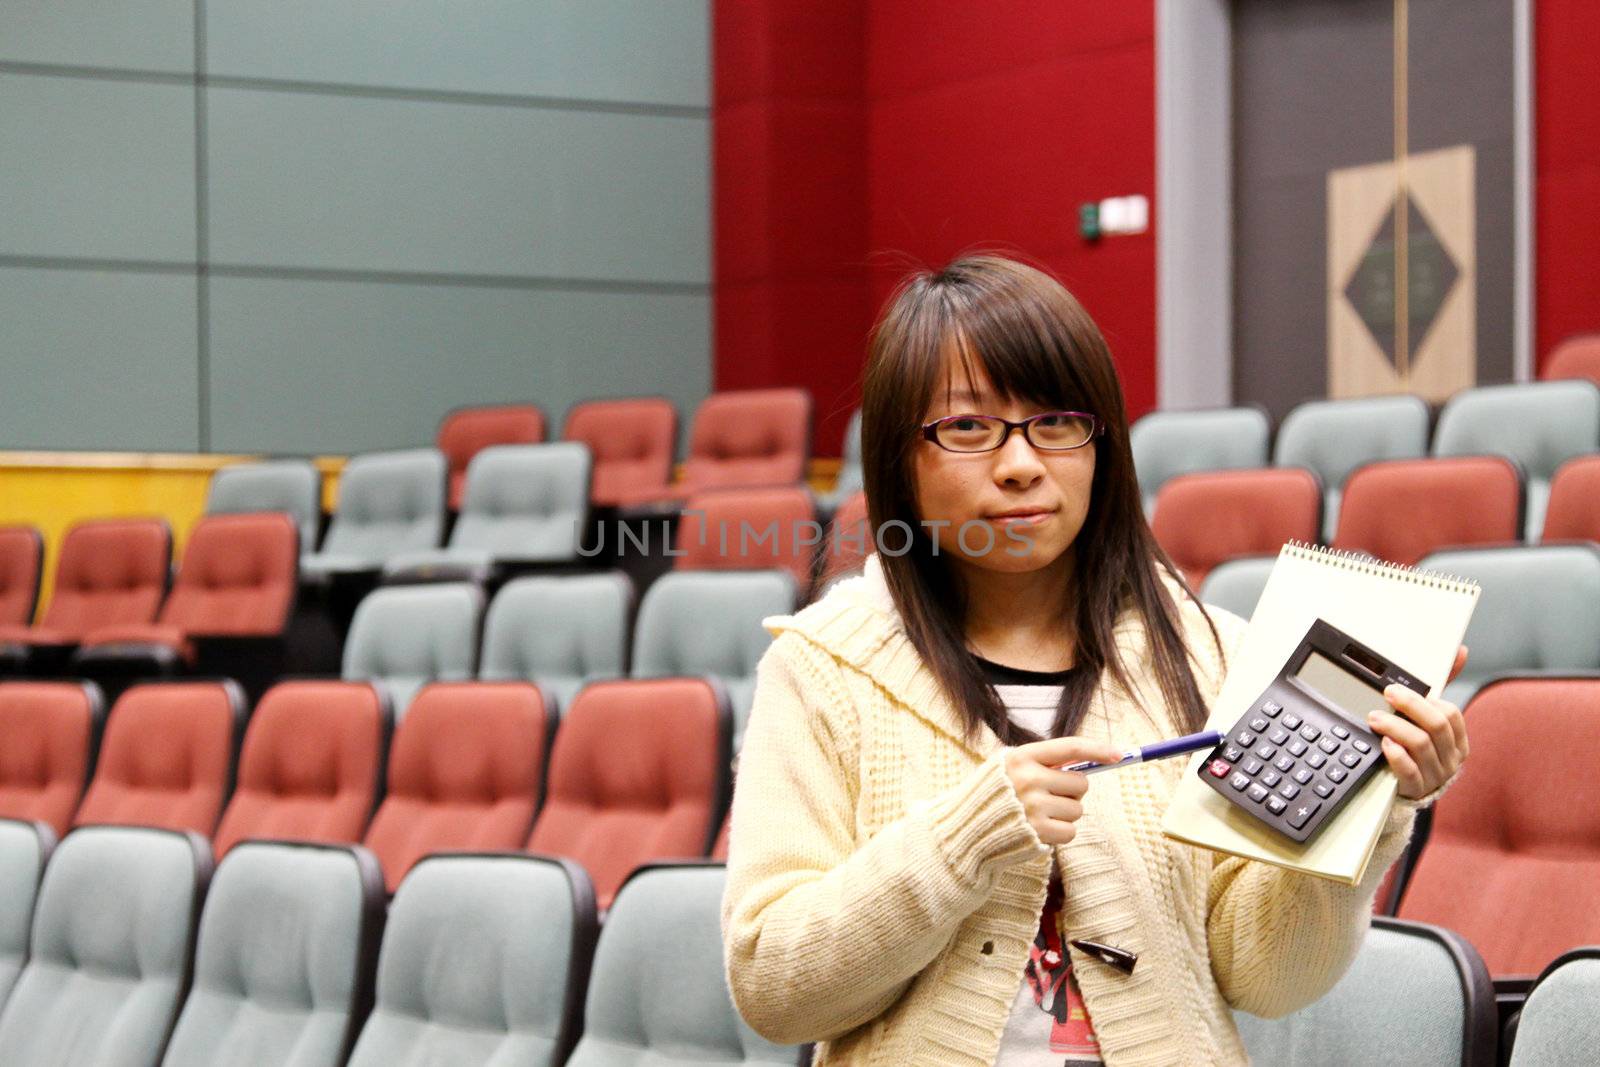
xmin=1200 ymin=696 xmax=1387 ymax=842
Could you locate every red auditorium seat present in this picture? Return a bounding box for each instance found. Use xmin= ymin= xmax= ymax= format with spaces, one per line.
xmin=675 ymin=487 xmax=818 ymax=588
xmin=1541 ymin=455 xmax=1600 ymax=542
xmin=526 ymin=678 xmax=727 ymax=910
xmin=562 ymin=396 xmax=677 ymax=508
xmin=0 ymin=526 xmax=42 ymax=628
xmin=73 ymin=681 xmax=244 ymax=836
xmin=818 ymin=490 xmax=872 ymax=589
xmin=0 ymin=681 xmax=102 ymax=836
xmin=1541 ymin=334 xmax=1600 ymax=389
xmin=0 ymin=518 xmax=170 ymax=654
xmin=1397 ymin=676 xmax=1600 ymax=977
xmin=712 ymin=810 xmax=730 ymax=861
xmin=363 ymin=681 xmax=548 ymax=893
xmin=213 ymin=680 xmax=389 ymax=856
xmin=438 ymin=403 xmax=546 ymax=510
xmin=676 ymin=389 xmax=811 ymax=497
xmin=1333 ymin=456 xmax=1523 ymax=566
xmin=1150 ymin=468 xmax=1322 ymax=586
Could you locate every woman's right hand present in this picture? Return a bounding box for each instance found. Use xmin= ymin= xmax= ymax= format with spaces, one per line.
xmin=1004 ymin=737 xmax=1124 ymax=846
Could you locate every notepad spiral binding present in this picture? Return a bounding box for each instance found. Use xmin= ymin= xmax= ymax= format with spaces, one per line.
xmin=1282 ymin=541 xmax=1481 ymax=595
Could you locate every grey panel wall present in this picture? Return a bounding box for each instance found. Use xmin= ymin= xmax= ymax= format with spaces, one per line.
xmin=0 ymin=2 xmax=710 ymax=454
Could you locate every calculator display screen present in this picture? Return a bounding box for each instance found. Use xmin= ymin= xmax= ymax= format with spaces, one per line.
xmin=1293 ymin=652 xmax=1386 ymax=718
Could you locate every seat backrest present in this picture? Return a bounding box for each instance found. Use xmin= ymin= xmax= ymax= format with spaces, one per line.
xmin=362 ymin=682 xmax=547 ymax=893
xmin=1197 ymin=555 xmax=1274 ymax=622
xmin=0 ymin=820 xmax=53 ymax=1014
xmin=1234 ymin=917 xmax=1494 ymax=1067
xmin=1273 ymin=395 xmax=1430 ymax=537
xmin=819 ymin=491 xmax=871 ymax=589
xmin=1150 ymin=468 xmax=1321 ymax=586
xmin=0 ymin=826 xmax=208 ymax=1067
xmin=213 ymin=681 xmax=389 ymax=857
xmin=562 ymin=397 xmax=677 ymax=508
xmin=828 ymin=407 xmax=864 ymax=503
xmin=631 ymin=570 xmax=795 ymax=751
xmin=74 ymin=682 xmax=244 ymax=836
xmin=320 ymin=449 xmax=447 ymax=564
xmin=348 ymin=854 xmax=597 ymax=1067
xmin=1130 ymin=407 xmax=1270 ymax=514
xmin=450 ymin=443 xmax=591 ymax=563
xmin=1333 ymin=457 xmax=1523 ymax=567
xmin=0 ymin=527 xmax=42 ymax=628
xmin=567 ymin=865 xmax=803 ymax=1066
xmin=680 ymin=389 xmax=811 ymax=493
xmin=341 ymin=583 xmax=483 ymax=719
xmin=1540 ymin=454 xmax=1600 ymax=542
xmin=1540 ymin=333 xmax=1600 ymax=387
xmin=1507 ymin=948 xmax=1600 ymax=1066
xmin=38 ymin=519 xmax=171 ymax=638
xmin=479 ymin=573 xmax=631 ymax=714
xmin=1399 ymin=677 xmax=1600 ymax=976
xmin=0 ymin=682 xmax=103 ymax=837
xmin=437 ymin=404 xmax=546 ymax=510
xmin=676 ymin=487 xmax=818 ymax=588
xmin=526 ymin=679 xmax=727 ymax=911
xmin=159 ymin=513 xmax=298 ymax=637
xmin=1432 ymin=379 xmax=1600 ymax=538
xmin=1416 ymin=546 xmax=1600 ymax=707
xmin=161 ymin=841 xmax=383 ymax=1067
xmin=206 ymin=461 xmax=322 ymax=553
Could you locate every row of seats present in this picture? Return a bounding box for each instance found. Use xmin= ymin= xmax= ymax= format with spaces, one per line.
xmin=0 ymin=825 xmax=800 ymax=1067
xmin=1132 ymin=379 xmax=1600 ymax=540
xmin=0 ymin=676 xmax=729 ymax=905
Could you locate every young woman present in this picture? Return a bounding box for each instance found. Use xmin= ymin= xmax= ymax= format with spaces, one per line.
xmin=721 ymin=255 xmax=1468 ymax=1066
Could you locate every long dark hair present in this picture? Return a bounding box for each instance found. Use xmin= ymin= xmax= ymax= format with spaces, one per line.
xmin=860 ymin=254 xmax=1221 ymax=744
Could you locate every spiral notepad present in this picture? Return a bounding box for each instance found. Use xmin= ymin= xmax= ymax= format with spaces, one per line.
xmin=1161 ymin=542 xmax=1480 ymax=884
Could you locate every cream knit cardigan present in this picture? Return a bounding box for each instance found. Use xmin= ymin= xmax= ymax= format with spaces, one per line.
xmin=722 ymin=555 xmax=1432 ymax=1066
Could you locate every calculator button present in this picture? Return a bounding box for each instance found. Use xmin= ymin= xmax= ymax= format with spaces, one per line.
xmin=1249 ymin=717 xmax=1270 ymax=732
xmin=1293 ymin=768 xmax=1315 ymax=785
xmin=1313 ymin=781 xmax=1335 ymax=798
xmin=1287 ymin=800 xmax=1322 ymax=830
xmin=1326 ymin=765 xmax=1349 ymax=783
xmin=1268 ymin=727 xmax=1291 ymax=745
xmin=1223 ymin=744 xmax=1244 ymax=762
xmin=1273 ymin=755 xmax=1294 ymax=773
xmin=1331 ymin=724 xmax=1351 ymax=740
xmin=1282 ymin=712 xmax=1302 ymax=729
xmin=1208 ymin=760 xmax=1232 ymax=778
xmin=1261 ymin=700 xmax=1282 ymax=716
xmin=1278 ymin=782 xmax=1301 ymax=800
xmin=1229 ymin=772 xmax=1250 ymax=791
xmin=1243 ymin=758 xmax=1264 ymax=776
xmin=1299 ymin=725 xmax=1321 ymax=742
xmin=1247 ymin=784 xmax=1270 ymax=803
xmin=1255 ymin=744 xmax=1277 ymax=761
xmin=1318 ymin=737 xmax=1341 ymax=754
xmin=1339 ymin=751 xmax=1363 ymax=768
xmin=1236 ymin=731 xmax=1257 ymax=747
xmin=1266 ymin=796 xmax=1288 ymax=815
xmin=1261 ymin=770 xmax=1282 ymax=787
xmin=1305 ymin=751 xmax=1327 ymax=769
xmin=1288 ymin=739 xmax=1309 ymax=757
xmin=1353 ymin=738 xmax=1372 ymax=754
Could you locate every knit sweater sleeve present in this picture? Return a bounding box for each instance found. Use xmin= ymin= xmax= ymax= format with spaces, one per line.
xmin=721 ymin=632 xmax=1048 ymax=1046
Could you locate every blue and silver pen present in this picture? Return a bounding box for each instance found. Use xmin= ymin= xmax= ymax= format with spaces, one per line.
xmin=1061 ymin=729 xmax=1225 ymax=775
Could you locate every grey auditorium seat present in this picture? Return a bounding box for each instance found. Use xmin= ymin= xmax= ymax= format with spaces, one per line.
xmin=631 ymin=570 xmax=796 ymax=752
xmin=1274 ymin=395 xmax=1430 ymax=539
xmin=1508 ymin=947 xmax=1600 ymax=1066
xmin=1130 ymin=407 xmax=1270 ymax=516
xmin=1198 ymin=555 xmax=1275 ymax=622
xmin=816 ymin=408 xmax=863 ymax=517
xmin=1432 ymin=379 xmax=1600 ymax=540
xmin=566 ymin=864 xmax=805 ymax=1067
xmin=341 ymin=583 xmax=482 ymax=719
xmin=160 ymin=841 xmax=383 ymax=1067
xmin=302 ymin=449 xmax=447 ymax=578
xmin=0 ymin=826 xmax=210 ymax=1067
xmin=1235 ymin=917 xmax=1495 ymax=1067
xmin=207 ymin=460 xmax=323 ymax=555
xmin=1418 ymin=543 xmax=1600 ymax=708
xmin=347 ymin=854 xmax=597 ymax=1067
xmin=384 ymin=443 xmax=592 ymax=582
xmin=479 ymin=573 xmax=631 ymax=715
xmin=0 ymin=820 xmax=53 ymax=1013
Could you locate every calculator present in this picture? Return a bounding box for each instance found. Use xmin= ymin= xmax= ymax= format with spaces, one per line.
xmin=1197 ymin=619 xmax=1429 ymax=843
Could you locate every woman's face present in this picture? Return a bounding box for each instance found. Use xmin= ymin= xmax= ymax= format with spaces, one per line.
xmin=912 ymin=357 xmax=1096 ymax=576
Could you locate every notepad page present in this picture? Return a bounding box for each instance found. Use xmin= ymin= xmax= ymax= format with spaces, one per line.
xmin=1161 ymin=543 xmax=1480 ymax=884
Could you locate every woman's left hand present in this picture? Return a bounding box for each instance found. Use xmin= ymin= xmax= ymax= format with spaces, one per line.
xmin=1366 ymin=645 xmax=1470 ymax=801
